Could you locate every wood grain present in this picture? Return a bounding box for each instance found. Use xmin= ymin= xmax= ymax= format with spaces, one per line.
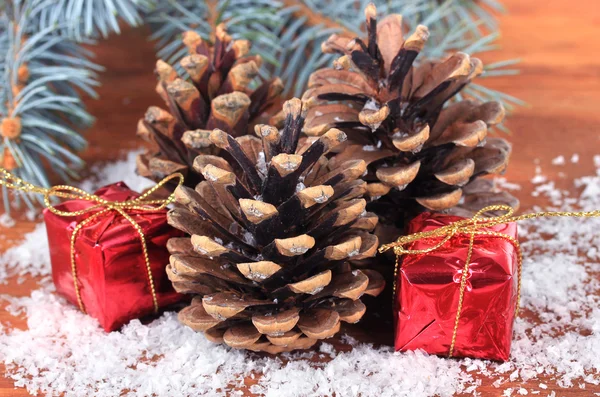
xmin=1 ymin=0 xmax=600 ymax=395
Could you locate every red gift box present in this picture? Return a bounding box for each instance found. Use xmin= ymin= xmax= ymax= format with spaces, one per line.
xmin=394 ymin=212 xmax=519 ymax=361
xmin=44 ymin=182 xmax=184 ymax=331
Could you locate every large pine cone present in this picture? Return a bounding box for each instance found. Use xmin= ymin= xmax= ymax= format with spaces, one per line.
xmin=302 ymin=4 xmax=518 ymax=217
xmin=137 ymin=24 xmax=283 ymax=190
xmin=166 ymin=98 xmax=385 ymax=353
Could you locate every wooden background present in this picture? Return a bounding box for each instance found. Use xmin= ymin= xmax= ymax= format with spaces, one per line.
xmin=1 ymin=0 xmax=600 ymax=395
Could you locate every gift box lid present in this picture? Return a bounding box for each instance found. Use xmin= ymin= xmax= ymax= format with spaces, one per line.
xmin=44 ymin=182 xmax=169 ymax=247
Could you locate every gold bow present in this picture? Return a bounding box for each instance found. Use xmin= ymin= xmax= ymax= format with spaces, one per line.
xmin=379 ymin=204 xmax=600 ymax=357
xmin=0 ymin=168 xmax=184 ymax=314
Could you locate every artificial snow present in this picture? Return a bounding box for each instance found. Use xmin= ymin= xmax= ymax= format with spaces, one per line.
xmin=495 ymin=177 xmax=522 ymax=191
xmin=362 ymin=141 xmax=383 ymax=152
xmin=0 ymin=289 xmax=476 ymax=397
xmin=0 ymin=223 xmax=49 ymax=283
xmin=78 ymin=149 xmax=154 ymax=194
xmin=0 ymin=213 xmax=15 ymax=228
xmin=256 ymin=151 xmax=268 ymax=177
xmin=551 ymin=155 xmax=565 ymax=166
xmin=1 ymin=153 xmax=600 ymax=396
xmin=531 ymin=166 xmax=547 ymax=184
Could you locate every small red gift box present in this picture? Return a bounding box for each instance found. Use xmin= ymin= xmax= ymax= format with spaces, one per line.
xmin=44 ymin=182 xmax=184 ymax=331
xmin=394 ymin=212 xmax=519 ymax=361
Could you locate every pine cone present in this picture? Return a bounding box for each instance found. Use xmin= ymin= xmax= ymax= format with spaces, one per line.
xmin=137 ymin=24 xmax=283 ymax=190
xmin=302 ymin=3 xmax=518 ymax=217
xmin=165 ymin=98 xmax=385 ymax=353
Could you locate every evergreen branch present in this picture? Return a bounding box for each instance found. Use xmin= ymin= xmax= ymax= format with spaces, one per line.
xmin=284 ymin=0 xmax=520 ymax=102
xmin=146 ymin=0 xmax=519 ymax=104
xmin=143 ymin=0 xmax=285 ymax=76
xmin=29 ymin=0 xmax=155 ymax=41
xmin=0 ymin=0 xmax=101 ymax=214
xmin=424 ymin=0 xmax=505 ymax=34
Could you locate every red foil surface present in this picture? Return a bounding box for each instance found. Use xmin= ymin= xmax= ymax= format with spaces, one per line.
xmin=43 ymin=182 xmax=184 ymax=332
xmin=394 ymin=212 xmax=518 ymax=361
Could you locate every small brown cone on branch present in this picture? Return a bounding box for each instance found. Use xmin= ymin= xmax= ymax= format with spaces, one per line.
xmin=303 ymin=3 xmax=518 ymax=222
xmin=166 ymin=98 xmax=385 ymax=353
xmin=137 ymin=24 xmax=284 ymax=190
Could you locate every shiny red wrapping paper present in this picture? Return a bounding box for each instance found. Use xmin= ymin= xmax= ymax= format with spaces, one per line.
xmin=394 ymin=212 xmax=519 ymax=361
xmin=43 ymin=182 xmax=184 ymax=332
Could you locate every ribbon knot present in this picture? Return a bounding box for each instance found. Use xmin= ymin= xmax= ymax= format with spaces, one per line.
xmin=379 ymin=204 xmax=516 ymax=256
xmin=453 ymin=268 xmax=473 ymax=290
xmin=0 ymin=168 xmax=184 ymax=314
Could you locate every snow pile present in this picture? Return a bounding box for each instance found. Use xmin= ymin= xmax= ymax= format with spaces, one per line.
xmin=0 ymin=223 xmax=49 ymax=283
xmin=78 ymin=149 xmax=153 ymax=194
xmin=0 ymin=288 xmax=475 ymax=397
xmin=1 ymin=154 xmax=600 ymax=396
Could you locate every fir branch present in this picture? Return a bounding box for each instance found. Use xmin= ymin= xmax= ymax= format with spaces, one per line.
xmin=144 ymin=0 xmax=210 ymax=64
xmin=144 ymin=0 xmax=285 ymax=77
xmin=29 ymin=0 xmax=154 ymax=41
xmin=281 ymin=0 xmax=520 ymax=102
xmin=0 ymin=0 xmax=102 ymax=214
xmin=421 ymin=0 xmax=505 ymax=35
xmin=146 ymin=0 xmax=519 ymax=105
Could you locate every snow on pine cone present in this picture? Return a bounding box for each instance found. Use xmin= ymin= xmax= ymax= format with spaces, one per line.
xmin=136 ymin=24 xmax=283 ymax=190
xmin=302 ymin=3 xmax=518 ymax=217
xmin=165 ymin=98 xmax=385 ymax=353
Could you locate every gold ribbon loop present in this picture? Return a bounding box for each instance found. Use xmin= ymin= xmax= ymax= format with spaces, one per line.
xmin=0 ymin=168 xmax=184 ymax=314
xmin=380 ymin=204 xmax=600 ymax=357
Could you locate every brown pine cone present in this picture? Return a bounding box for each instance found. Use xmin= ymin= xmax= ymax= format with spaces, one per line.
xmin=302 ymin=3 xmax=518 ymax=218
xmin=165 ymin=98 xmax=385 ymax=353
xmin=137 ymin=24 xmax=283 ymax=190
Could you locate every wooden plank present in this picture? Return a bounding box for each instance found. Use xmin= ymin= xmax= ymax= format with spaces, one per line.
xmin=1 ymin=0 xmax=600 ymax=394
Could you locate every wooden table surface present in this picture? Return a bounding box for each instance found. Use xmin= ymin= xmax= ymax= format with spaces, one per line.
xmin=1 ymin=0 xmax=600 ymax=395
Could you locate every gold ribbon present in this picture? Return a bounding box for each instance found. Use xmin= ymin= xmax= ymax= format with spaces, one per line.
xmin=0 ymin=168 xmax=184 ymax=314
xmin=379 ymin=204 xmax=600 ymax=358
